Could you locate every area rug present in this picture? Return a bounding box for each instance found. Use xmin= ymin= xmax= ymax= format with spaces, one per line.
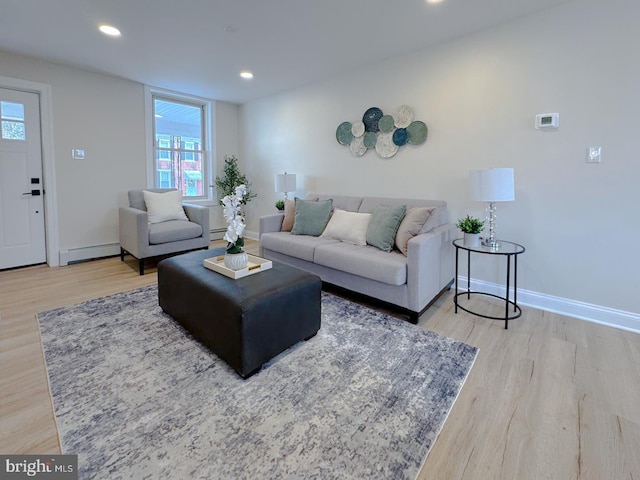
xmin=38 ymin=285 xmax=477 ymax=480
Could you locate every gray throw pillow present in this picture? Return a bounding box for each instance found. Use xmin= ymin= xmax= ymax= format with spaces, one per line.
xmin=366 ymin=205 xmax=407 ymax=252
xmin=291 ymin=199 xmax=333 ymax=236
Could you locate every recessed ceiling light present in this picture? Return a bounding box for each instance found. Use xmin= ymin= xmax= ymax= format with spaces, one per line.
xmin=426 ymin=0 xmax=444 ymax=4
xmin=240 ymin=71 xmax=254 ymax=79
xmin=99 ymin=24 xmax=121 ymax=37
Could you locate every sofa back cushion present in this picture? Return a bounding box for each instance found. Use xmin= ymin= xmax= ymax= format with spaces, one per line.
xmin=310 ymin=194 xmax=363 ymax=212
xmin=307 ymin=194 xmax=449 ymax=234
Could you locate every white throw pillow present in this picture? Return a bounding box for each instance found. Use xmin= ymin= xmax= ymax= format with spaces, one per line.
xmin=143 ymin=190 xmax=189 ymax=224
xmin=321 ymin=209 xmax=372 ymax=245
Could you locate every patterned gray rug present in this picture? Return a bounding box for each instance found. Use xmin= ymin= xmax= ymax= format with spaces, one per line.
xmin=38 ymin=285 xmax=477 ymax=480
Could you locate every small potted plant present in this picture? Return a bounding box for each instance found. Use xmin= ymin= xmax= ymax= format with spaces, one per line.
xmin=456 ymin=215 xmax=485 ymax=248
xmin=275 ymin=199 xmax=285 ymax=211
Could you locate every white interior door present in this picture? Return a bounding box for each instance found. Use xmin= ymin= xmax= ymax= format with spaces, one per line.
xmin=0 ymin=88 xmax=46 ymax=269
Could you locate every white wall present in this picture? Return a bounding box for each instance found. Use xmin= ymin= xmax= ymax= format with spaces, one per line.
xmin=212 ymin=101 xmax=240 ymax=231
xmin=0 ymin=50 xmax=239 ymax=261
xmin=240 ymin=0 xmax=640 ymax=320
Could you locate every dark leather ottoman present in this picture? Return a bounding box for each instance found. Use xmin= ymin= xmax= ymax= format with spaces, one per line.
xmin=158 ymin=248 xmax=321 ymax=378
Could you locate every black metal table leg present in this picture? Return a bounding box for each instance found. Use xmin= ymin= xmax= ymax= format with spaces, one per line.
xmin=454 ymin=246 xmax=459 ymax=313
xmin=505 ymin=255 xmax=511 ymax=329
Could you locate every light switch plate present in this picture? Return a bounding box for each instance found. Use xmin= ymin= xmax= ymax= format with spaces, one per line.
xmin=72 ymin=148 xmax=85 ymax=160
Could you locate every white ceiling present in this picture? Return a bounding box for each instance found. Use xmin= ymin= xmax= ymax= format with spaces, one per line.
xmin=0 ymin=0 xmax=573 ymax=104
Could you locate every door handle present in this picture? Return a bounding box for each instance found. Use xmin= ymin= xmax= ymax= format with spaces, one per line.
xmin=22 ymin=190 xmax=41 ymax=196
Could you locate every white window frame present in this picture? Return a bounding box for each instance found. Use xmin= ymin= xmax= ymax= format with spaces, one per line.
xmin=144 ymin=86 xmax=215 ymax=204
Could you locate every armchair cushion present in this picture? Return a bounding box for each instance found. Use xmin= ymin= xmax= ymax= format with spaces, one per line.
xmin=143 ymin=190 xmax=189 ymax=224
xmin=149 ymin=220 xmax=203 ymax=245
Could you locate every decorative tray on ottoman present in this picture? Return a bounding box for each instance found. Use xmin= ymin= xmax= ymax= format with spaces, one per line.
xmin=203 ymin=254 xmax=273 ymax=280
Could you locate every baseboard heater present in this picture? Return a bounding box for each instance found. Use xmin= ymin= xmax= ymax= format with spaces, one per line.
xmin=60 ymin=229 xmax=226 ymax=265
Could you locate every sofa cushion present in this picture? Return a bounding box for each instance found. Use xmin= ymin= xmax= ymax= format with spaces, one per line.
xmin=321 ymin=209 xmax=372 ymax=245
xmin=291 ymin=199 xmax=333 ymax=236
xmin=314 ymin=242 xmax=407 ymax=286
xmin=148 ymin=220 xmax=202 ymax=245
xmin=311 ymin=194 xmax=363 ymax=212
xmin=395 ymin=207 xmax=435 ymax=256
xmin=358 ymin=196 xmax=448 ymax=234
xmin=281 ymin=199 xmax=296 ymax=232
xmin=261 ymin=232 xmax=340 ymax=262
xmin=282 ymin=197 xmax=319 ymax=232
xmin=366 ymin=205 xmax=406 ymax=252
xmin=143 ymin=190 xmax=189 ymax=224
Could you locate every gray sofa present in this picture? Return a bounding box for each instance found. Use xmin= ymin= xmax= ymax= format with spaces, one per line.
xmin=259 ymin=194 xmax=456 ymax=323
xmin=119 ymin=189 xmax=210 ymax=274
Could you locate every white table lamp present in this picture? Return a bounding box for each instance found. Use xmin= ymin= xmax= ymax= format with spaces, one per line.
xmin=274 ymin=172 xmax=297 ymax=200
xmin=469 ymin=168 xmax=514 ymax=249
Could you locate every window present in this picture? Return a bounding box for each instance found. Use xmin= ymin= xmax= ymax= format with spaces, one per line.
xmin=157 ymin=170 xmax=172 ymax=188
xmin=151 ymin=95 xmax=207 ymax=199
xmin=1 ymin=101 xmax=26 ymax=140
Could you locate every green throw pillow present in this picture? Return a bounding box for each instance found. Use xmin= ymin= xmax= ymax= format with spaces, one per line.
xmin=366 ymin=205 xmax=407 ymax=252
xmin=291 ymin=199 xmax=333 ymax=236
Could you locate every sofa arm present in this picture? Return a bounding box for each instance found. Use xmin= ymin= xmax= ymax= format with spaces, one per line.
xmin=259 ymin=214 xmax=284 ymax=238
xmin=405 ymin=223 xmax=456 ymax=313
xmin=183 ymin=203 xmax=210 ymax=238
xmin=119 ymin=206 xmax=149 ymax=258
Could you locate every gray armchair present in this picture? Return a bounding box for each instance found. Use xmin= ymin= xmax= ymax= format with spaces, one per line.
xmin=119 ymin=189 xmax=210 ymax=274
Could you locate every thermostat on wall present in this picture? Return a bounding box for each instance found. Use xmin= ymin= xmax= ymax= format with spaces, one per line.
xmin=535 ymin=113 xmax=559 ymax=129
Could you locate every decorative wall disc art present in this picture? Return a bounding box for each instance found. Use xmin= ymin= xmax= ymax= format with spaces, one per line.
xmin=406 ymin=120 xmax=428 ymax=145
xmin=336 ymin=121 xmax=354 ymax=145
xmin=392 ymin=105 xmax=414 ymax=128
xmin=349 ymin=136 xmax=367 ymax=156
xmin=392 ymin=128 xmax=409 ymax=146
xmin=351 ymin=121 xmax=365 ymax=137
xmin=363 ymin=131 xmax=377 ymax=149
xmin=336 ymin=105 xmax=428 ymax=158
xmin=375 ymin=132 xmax=399 ymax=158
xmin=378 ymin=115 xmax=395 ymax=132
xmin=362 ymin=107 xmax=383 ymax=132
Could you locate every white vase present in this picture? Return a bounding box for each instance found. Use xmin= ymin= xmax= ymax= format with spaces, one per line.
xmin=464 ymin=233 xmax=481 ymax=248
xmin=224 ymin=251 xmax=248 ymax=271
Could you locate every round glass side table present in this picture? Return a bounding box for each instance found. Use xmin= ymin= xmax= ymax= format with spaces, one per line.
xmin=453 ymin=238 xmax=525 ymax=329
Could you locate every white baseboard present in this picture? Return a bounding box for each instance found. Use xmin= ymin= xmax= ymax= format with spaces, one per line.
xmin=457 ymin=276 xmax=640 ymax=334
xmin=244 ymin=230 xmax=259 ymax=241
xmin=59 ymin=243 xmax=121 ymax=265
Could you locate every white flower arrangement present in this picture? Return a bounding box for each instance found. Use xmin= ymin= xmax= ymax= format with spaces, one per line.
xmin=221 ymin=184 xmax=247 ymax=254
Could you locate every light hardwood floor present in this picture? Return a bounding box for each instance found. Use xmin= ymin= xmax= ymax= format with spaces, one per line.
xmin=1 ymin=240 xmax=639 ymax=479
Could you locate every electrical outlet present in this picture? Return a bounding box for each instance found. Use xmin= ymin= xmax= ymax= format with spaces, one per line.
xmin=587 ymin=146 xmax=601 ymax=163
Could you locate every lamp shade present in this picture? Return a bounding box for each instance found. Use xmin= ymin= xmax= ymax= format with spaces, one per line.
xmin=469 ymin=168 xmax=515 ymax=202
xmin=275 ymin=172 xmax=296 ymax=193
xmin=274 ymin=173 xmax=297 ymax=193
